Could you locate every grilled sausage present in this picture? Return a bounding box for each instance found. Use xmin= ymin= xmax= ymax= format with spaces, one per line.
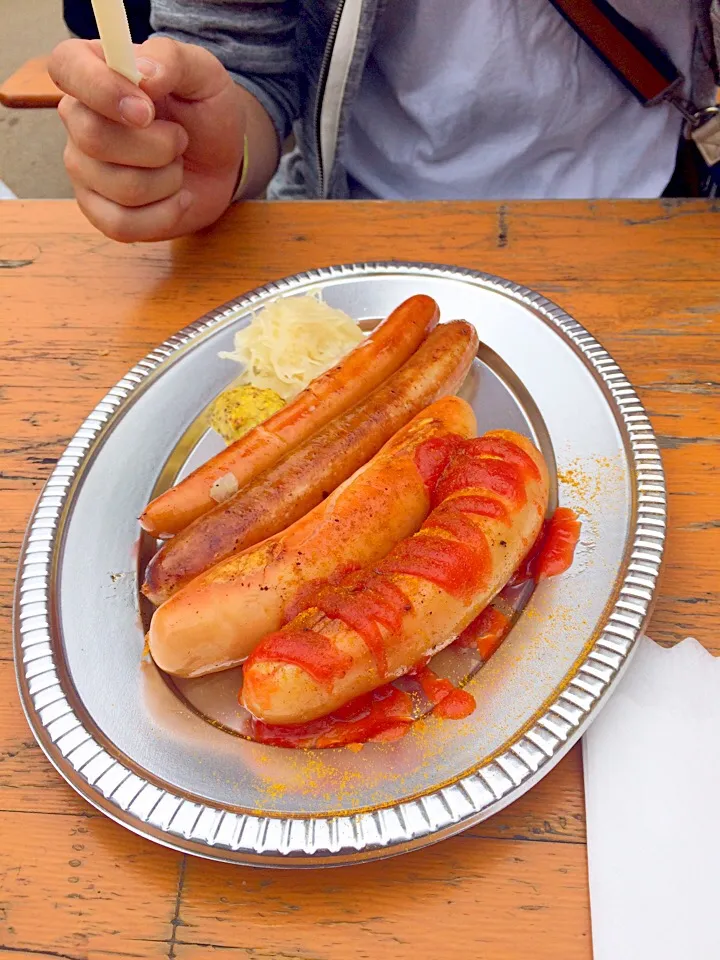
xmin=148 ymin=396 xmax=477 ymax=677
xmin=140 ymin=294 xmax=440 ymax=538
xmin=143 ymin=321 xmax=479 ymax=605
xmin=241 ymin=430 xmax=549 ymax=725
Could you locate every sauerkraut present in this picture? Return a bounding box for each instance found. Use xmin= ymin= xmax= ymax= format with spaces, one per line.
xmin=218 ymin=293 xmax=364 ymax=400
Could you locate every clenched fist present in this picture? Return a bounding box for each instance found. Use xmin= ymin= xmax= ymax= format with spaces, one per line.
xmin=49 ymin=36 xmax=277 ymax=242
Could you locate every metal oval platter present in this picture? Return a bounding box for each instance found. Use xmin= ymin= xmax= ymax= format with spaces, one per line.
xmin=14 ymin=262 xmax=666 ymax=867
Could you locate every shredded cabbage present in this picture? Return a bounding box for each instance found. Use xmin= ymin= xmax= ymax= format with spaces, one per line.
xmin=218 ymin=293 xmax=364 ymax=400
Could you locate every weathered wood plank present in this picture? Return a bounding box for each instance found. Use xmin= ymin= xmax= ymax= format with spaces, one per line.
xmin=1 ymin=198 xmax=717 ymax=958
xmin=0 ymin=810 xmax=179 ymax=958
xmin=176 ymin=836 xmax=591 ymax=960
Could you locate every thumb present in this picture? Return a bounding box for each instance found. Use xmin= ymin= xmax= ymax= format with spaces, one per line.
xmin=134 ymin=36 xmax=231 ymax=102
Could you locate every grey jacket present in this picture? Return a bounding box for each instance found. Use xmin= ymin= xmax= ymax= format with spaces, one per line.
xmin=152 ymin=0 xmax=720 ymax=200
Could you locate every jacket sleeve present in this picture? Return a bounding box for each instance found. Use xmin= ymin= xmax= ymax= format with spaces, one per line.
xmin=150 ymin=0 xmax=301 ymax=142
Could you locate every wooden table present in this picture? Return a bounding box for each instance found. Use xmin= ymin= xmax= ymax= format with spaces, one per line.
xmin=1 ymin=199 xmax=718 ymax=960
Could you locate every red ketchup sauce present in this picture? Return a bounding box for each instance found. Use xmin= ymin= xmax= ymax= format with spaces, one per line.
xmin=534 ymin=507 xmax=582 ymax=580
xmin=281 ymin=562 xmax=362 ymax=625
xmin=463 ymin=435 xmax=541 ymax=481
xmin=379 ymin=534 xmax=487 ymax=600
xmin=434 ymin=689 xmax=477 ymax=719
xmin=427 ymin=501 xmax=493 ymax=556
xmin=433 ymin=458 xmax=527 ymax=510
xmin=249 ymin=684 xmax=414 ymax=749
xmin=446 ymin=494 xmax=510 ymax=524
xmin=413 ymin=433 xmax=464 ymax=494
xmin=457 ymin=606 xmax=511 ymax=661
xmin=411 ymin=666 xmax=477 ymax=720
xmin=509 ymin=507 xmax=581 ymax=585
xmin=244 ymin=630 xmax=353 ymax=690
xmin=246 ymin=437 xmax=580 ymax=749
xmin=310 ymin=579 xmax=405 ymax=677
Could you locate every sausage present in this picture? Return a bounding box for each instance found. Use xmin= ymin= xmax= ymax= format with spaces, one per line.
xmin=140 ymin=294 xmax=440 ymax=538
xmin=148 ymin=396 xmax=477 ymax=677
xmin=241 ymin=430 xmax=550 ymax=725
xmin=142 ymin=321 xmax=479 ymax=605
xmin=144 ymin=321 xmax=477 ymax=604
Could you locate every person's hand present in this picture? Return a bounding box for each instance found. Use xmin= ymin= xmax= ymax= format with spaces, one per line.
xmin=49 ymin=37 xmax=248 ymax=242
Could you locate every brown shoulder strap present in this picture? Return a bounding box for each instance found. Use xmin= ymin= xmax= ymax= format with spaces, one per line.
xmin=549 ymin=0 xmax=720 ymax=195
xmin=547 ymin=0 xmax=684 ymax=106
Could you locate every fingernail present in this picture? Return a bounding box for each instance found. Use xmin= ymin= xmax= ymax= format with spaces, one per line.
xmin=176 ymin=126 xmax=190 ymax=155
xmin=119 ymin=96 xmax=153 ymax=127
xmin=178 ymin=189 xmax=193 ymax=212
xmin=136 ymin=57 xmax=158 ymax=79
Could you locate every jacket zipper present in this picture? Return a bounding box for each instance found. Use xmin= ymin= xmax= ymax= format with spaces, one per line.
xmin=314 ymin=0 xmax=347 ymax=195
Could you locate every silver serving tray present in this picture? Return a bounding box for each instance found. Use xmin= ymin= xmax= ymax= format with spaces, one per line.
xmin=14 ymin=262 xmax=666 ymax=867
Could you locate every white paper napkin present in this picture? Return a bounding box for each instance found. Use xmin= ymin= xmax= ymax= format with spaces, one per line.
xmin=0 ymin=180 xmax=17 ymax=200
xmin=583 ymin=635 xmax=720 ymax=960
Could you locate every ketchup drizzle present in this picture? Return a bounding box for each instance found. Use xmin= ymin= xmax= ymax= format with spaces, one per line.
xmin=249 ymin=684 xmax=414 ymax=749
xmin=411 ymin=666 xmax=477 ymax=720
xmin=508 ymin=507 xmax=581 ymax=585
xmin=379 ymin=534 xmax=487 ymax=600
xmin=413 ymin=433 xmax=464 ymax=495
xmin=244 ymin=630 xmax=353 ymax=690
xmin=457 ymin=606 xmax=511 ymax=661
xmin=534 ymin=507 xmax=582 ymax=580
xmin=281 ymin=562 xmax=361 ymax=625
xmin=433 ymin=458 xmax=527 ymax=509
xmin=462 ymin=435 xmax=541 ymax=481
xmin=244 ymin=436 xmax=582 ymax=749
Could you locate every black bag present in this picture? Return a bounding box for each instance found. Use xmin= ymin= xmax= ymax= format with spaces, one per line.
xmin=63 ymin=0 xmax=152 ymax=44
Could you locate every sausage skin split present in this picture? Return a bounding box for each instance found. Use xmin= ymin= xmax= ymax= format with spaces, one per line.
xmin=241 ymin=430 xmax=550 ymax=725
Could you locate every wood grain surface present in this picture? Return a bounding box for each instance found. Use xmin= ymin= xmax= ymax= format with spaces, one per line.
xmin=0 ymin=199 xmax=718 ymax=959
xmin=0 ymin=56 xmax=62 ymax=109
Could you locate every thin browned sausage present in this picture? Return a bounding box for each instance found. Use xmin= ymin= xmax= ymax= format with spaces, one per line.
xmin=143 ymin=321 xmax=479 ymax=605
xmin=148 ymin=397 xmax=477 ymax=677
xmin=140 ymin=294 xmax=440 ymax=538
